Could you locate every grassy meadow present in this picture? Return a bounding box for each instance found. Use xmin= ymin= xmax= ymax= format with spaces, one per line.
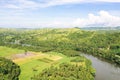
xmin=0 ymin=46 xmax=85 ymax=80
xmin=0 ymin=46 xmax=24 ymax=57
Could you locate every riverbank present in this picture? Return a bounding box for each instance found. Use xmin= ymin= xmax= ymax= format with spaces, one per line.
xmin=81 ymin=53 xmax=120 ymax=80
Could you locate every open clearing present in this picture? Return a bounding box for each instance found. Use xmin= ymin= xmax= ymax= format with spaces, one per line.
xmin=12 ymin=52 xmax=62 ymax=64
xmin=0 ymin=46 xmax=84 ymax=80
xmin=0 ymin=46 xmax=64 ymax=80
xmin=15 ymin=52 xmax=70 ymax=80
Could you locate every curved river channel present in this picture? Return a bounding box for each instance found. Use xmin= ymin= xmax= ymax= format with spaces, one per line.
xmin=81 ymin=53 xmax=120 ymax=80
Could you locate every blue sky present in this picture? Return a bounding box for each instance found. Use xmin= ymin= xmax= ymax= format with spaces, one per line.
xmin=0 ymin=0 xmax=120 ymax=28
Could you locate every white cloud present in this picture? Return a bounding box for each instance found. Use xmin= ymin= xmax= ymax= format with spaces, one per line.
xmin=73 ymin=10 xmax=120 ymax=27
xmin=2 ymin=0 xmax=39 ymax=9
xmin=46 ymin=0 xmax=120 ymax=7
xmin=0 ymin=10 xmax=119 ymax=28
xmin=95 ymin=0 xmax=120 ymax=2
xmin=4 ymin=4 xmax=19 ymax=9
xmin=30 ymin=11 xmax=120 ymax=28
xmin=1 ymin=0 xmax=120 ymax=9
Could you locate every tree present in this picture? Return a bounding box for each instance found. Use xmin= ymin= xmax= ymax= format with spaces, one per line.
xmin=0 ymin=57 xmax=21 ymax=80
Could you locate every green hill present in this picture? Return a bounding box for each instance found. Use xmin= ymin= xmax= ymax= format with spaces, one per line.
xmin=0 ymin=28 xmax=120 ymax=80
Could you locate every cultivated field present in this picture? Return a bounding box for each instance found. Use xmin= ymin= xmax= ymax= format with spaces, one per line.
xmin=0 ymin=46 xmax=83 ymax=80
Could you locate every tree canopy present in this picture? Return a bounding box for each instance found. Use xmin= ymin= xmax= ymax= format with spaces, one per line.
xmin=0 ymin=57 xmax=21 ymax=80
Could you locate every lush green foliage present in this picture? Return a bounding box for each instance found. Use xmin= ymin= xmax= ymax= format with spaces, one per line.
xmin=0 ymin=46 xmax=24 ymax=57
xmin=0 ymin=28 xmax=120 ymax=79
xmin=32 ymin=62 xmax=95 ymax=80
xmin=71 ymin=57 xmax=84 ymax=62
xmin=0 ymin=28 xmax=119 ymax=64
xmin=0 ymin=57 xmax=21 ymax=80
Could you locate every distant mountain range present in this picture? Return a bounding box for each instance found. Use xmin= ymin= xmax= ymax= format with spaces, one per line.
xmin=80 ymin=26 xmax=120 ymax=30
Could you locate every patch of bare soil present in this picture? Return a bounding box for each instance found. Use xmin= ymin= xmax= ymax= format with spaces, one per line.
xmin=12 ymin=52 xmax=36 ymax=60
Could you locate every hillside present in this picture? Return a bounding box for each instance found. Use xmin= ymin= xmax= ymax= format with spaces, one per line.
xmin=0 ymin=46 xmax=95 ymax=80
xmin=0 ymin=28 xmax=120 ymax=65
xmin=81 ymin=26 xmax=120 ymax=30
xmin=0 ymin=28 xmax=120 ymax=80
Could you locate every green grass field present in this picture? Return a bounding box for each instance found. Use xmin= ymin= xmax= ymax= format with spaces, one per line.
xmin=18 ymin=52 xmax=74 ymax=80
xmin=0 ymin=46 xmax=24 ymax=57
xmin=0 ymin=46 xmax=83 ymax=80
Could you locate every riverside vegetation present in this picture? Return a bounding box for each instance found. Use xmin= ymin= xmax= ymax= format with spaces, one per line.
xmin=0 ymin=28 xmax=120 ymax=80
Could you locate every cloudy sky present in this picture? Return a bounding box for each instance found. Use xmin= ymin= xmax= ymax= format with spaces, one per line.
xmin=0 ymin=0 xmax=120 ymax=28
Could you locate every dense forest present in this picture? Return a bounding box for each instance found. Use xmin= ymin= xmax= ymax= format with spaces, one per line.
xmin=0 ymin=28 xmax=120 ymax=80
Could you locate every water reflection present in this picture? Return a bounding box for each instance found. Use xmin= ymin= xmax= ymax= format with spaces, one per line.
xmin=81 ymin=53 xmax=120 ymax=80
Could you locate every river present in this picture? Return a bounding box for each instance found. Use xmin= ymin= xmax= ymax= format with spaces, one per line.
xmin=81 ymin=53 xmax=120 ymax=80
